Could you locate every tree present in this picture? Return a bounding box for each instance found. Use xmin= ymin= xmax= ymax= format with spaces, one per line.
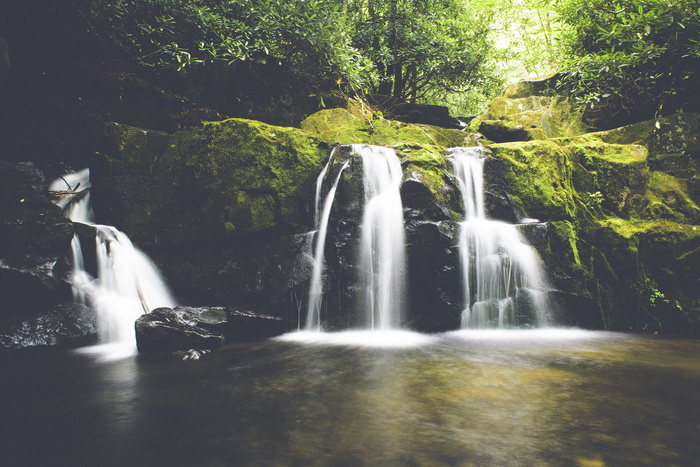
xmin=346 ymin=0 xmax=501 ymax=103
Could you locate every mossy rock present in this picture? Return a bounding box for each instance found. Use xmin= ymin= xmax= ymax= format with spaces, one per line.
xmin=300 ymin=108 xmax=466 ymax=147
xmin=393 ymin=142 xmax=455 ymax=208
xmin=470 ymin=95 xmax=590 ymax=142
xmin=488 ymin=140 xmax=579 ymax=220
xmin=644 ymin=171 xmax=700 ymax=223
xmin=100 ymin=122 xmax=171 ymax=176
xmin=503 ymin=74 xmax=560 ymax=99
xmin=567 ymin=140 xmax=649 ymax=216
xmin=186 ymin=118 xmax=328 ymax=233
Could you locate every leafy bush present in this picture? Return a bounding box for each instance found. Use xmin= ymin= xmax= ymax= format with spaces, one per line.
xmin=556 ymin=0 xmax=700 ymax=125
xmin=87 ymin=0 xmax=504 ymax=115
xmin=88 ymin=0 xmax=375 ymax=92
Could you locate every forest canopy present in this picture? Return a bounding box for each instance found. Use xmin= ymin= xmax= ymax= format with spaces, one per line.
xmin=85 ymin=0 xmax=700 ymax=120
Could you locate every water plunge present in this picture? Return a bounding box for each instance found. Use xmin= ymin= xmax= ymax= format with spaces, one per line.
xmin=51 ymin=169 xmax=175 ymax=347
xmin=450 ymin=147 xmax=551 ymax=328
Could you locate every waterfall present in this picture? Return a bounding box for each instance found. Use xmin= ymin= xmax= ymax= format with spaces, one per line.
xmin=304 ymin=145 xmax=407 ymax=331
xmin=450 ymin=147 xmax=551 ymax=328
xmin=306 ymin=158 xmax=349 ymax=330
xmin=355 ymin=144 xmax=407 ymax=330
xmin=51 ymin=169 xmax=175 ymax=346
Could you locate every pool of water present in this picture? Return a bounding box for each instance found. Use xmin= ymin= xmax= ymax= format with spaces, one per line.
xmin=2 ymin=329 xmax=699 ymax=466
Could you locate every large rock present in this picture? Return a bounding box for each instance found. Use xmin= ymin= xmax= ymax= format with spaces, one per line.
xmin=483 ymin=112 xmax=700 ymax=332
xmin=135 ymin=307 xmax=226 ymax=354
xmin=0 ymin=161 xmax=74 ymax=326
xmin=469 ymin=75 xmax=590 ymax=143
xmin=300 ymin=108 xmax=466 ymax=147
xmin=134 ymin=306 xmax=286 ymax=353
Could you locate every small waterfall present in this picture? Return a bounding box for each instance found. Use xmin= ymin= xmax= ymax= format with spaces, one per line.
xmin=450 ymin=147 xmax=551 ymax=328
xmin=355 ymin=144 xmax=407 ymax=330
xmin=304 ymin=145 xmax=407 ymax=331
xmin=51 ymin=169 xmax=175 ymax=346
xmin=306 ymin=157 xmax=349 ymax=330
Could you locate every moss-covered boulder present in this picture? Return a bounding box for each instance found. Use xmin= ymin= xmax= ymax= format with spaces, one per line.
xmin=93 ymin=118 xmax=328 ymax=318
xmin=486 ymin=140 xmax=579 ymax=220
xmin=300 ymin=108 xmax=466 ymax=148
xmin=481 ymin=111 xmax=700 ymax=332
xmin=470 ymin=94 xmax=590 ymax=143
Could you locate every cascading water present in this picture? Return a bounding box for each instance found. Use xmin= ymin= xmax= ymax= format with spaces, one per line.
xmin=355 ymin=145 xmax=407 ymax=330
xmin=50 ymin=169 xmax=175 ymax=347
xmin=306 ymin=155 xmax=349 ymax=331
xmin=450 ymin=147 xmax=551 ymax=328
xmin=304 ymin=145 xmax=407 ymax=331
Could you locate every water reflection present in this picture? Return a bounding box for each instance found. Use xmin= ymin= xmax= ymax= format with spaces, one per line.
xmin=1 ymin=330 xmax=699 ymax=466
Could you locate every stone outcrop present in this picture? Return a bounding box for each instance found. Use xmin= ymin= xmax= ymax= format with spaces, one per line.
xmin=0 ymin=161 xmax=74 ymax=328
xmin=74 ymin=86 xmax=700 ymax=334
xmin=469 ymin=74 xmax=590 ymax=143
xmin=135 ymin=306 xmax=285 ymax=353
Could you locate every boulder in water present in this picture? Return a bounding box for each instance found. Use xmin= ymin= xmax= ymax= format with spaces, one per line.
xmin=135 ymin=307 xmax=225 ymax=354
xmin=135 ymin=306 xmax=286 ymax=353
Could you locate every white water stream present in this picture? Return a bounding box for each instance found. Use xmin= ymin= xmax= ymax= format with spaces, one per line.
xmin=51 ymin=169 xmax=175 ymax=348
xmin=356 ymin=145 xmax=407 ymax=329
xmin=450 ymin=147 xmax=551 ymax=328
xmin=305 ymin=145 xmax=407 ymax=330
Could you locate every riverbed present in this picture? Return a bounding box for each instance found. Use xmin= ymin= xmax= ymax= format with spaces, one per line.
xmin=2 ymin=329 xmax=698 ymax=466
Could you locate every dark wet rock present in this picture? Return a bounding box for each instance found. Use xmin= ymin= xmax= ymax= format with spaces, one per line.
xmin=0 ymin=304 xmax=97 ymax=351
xmin=0 ymin=161 xmax=74 ymax=324
xmin=367 ymin=94 xmax=461 ymax=129
xmin=135 ymin=307 xmax=225 ymax=354
xmin=135 ymin=306 xmax=286 ymax=353
xmin=225 ymin=309 xmax=287 ymax=341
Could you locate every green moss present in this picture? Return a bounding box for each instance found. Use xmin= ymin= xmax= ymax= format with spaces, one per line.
xmin=394 ymin=143 xmax=452 ymax=204
xmin=489 ymin=140 xmax=578 ymax=220
xmin=101 ymin=122 xmax=171 ymax=176
xmin=565 ymin=140 xmax=648 ymax=216
xmin=186 ymin=118 xmax=327 ymax=233
xmin=300 ymin=108 xmax=466 ymax=147
xmin=472 ymin=95 xmax=590 ymax=141
xmin=598 ymin=217 xmax=700 ymax=240
xmin=550 ymin=220 xmax=581 ymax=266
xmin=644 ymin=172 xmax=700 ymax=223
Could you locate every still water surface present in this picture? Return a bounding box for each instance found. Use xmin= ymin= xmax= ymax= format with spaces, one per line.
xmin=2 ymin=329 xmax=699 ymax=466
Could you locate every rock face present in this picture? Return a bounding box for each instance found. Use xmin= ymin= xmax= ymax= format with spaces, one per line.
xmin=135 ymin=306 xmax=285 ymax=353
xmin=483 ymin=110 xmax=700 ymax=332
xmin=469 ymin=74 xmax=590 ymax=143
xmin=0 ymin=161 xmax=74 ymax=328
xmin=89 ymin=86 xmax=700 ymax=334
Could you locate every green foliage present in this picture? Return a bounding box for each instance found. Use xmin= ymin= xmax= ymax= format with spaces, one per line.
xmin=345 ymin=0 xmax=501 ymax=103
xmin=88 ymin=0 xmax=505 ymax=116
xmin=89 ymin=0 xmax=375 ymax=92
xmin=556 ymin=0 xmax=700 ymax=122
